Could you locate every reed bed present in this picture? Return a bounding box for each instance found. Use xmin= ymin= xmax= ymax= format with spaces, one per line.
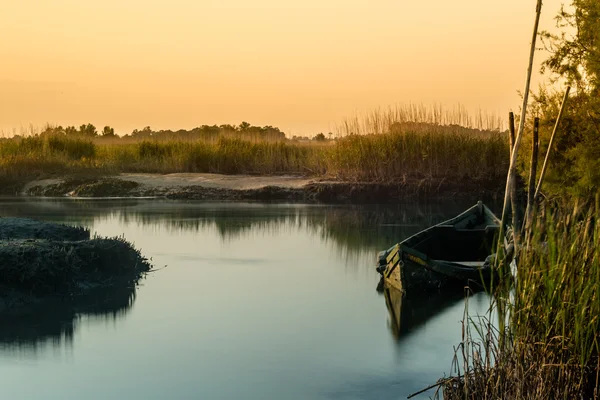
xmin=442 ymin=197 xmax=600 ymax=399
xmin=0 ymin=121 xmax=510 ymax=194
xmin=337 ymin=104 xmax=505 ymax=136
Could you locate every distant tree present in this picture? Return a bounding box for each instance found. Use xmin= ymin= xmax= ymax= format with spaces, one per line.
xmin=102 ymin=126 xmax=116 ymax=137
xmin=65 ymin=126 xmax=78 ymax=136
xmin=239 ymin=121 xmax=251 ymax=131
xmin=313 ymin=133 xmax=326 ymax=141
xmin=79 ymin=124 xmax=97 ymax=137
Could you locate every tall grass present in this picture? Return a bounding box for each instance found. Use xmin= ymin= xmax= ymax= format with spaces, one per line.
xmin=443 ymin=197 xmax=600 ymax=399
xmin=337 ymin=104 xmax=505 ymax=136
xmin=0 ymin=112 xmax=510 ymax=193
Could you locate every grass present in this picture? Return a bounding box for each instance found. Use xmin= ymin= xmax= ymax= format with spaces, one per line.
xmin=442 ymin=196 xmax=600 ymax=399
xmin=0 ymin=114 xmax=510 ymax=195
xmin=0 ymin=218 xmax=151 ymax=295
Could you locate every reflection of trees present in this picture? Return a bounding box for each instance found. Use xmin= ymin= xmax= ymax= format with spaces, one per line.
xmin=0 ymin=198 xmax=500 ymax=257
xmin=0 ymin=283 xmax=137 ymax=352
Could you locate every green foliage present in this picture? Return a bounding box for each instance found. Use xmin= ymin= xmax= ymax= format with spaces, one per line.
xmin=540 ymin=0 xmax=600 ymax=92
xmin=526 ymin=0 xmax=600 ymax=198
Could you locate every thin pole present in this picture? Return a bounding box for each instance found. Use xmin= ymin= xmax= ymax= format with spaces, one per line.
xmin=499 ymin=0 xmax=543 ymax=241
xmin=527 ymin=118 xmax=539 ymax=208
xmin=508 ymin=112 xmax=519 ymax=242
xmin=508 ymin=112 xmax=516 ymax=150
xmin=534 ymin=86 xmax=571 ymax=201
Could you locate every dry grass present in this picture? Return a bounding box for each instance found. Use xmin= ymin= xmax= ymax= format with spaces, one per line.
xmin=0 ymin=107 xmax=511 ymax=193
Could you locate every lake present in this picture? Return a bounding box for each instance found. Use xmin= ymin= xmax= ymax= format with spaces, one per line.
xmin=0 ymin=199 xmax=492 ymax=400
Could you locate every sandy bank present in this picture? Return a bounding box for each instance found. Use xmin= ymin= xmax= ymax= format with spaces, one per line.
xmin=21 ymin=173 xmax=504 ymax=203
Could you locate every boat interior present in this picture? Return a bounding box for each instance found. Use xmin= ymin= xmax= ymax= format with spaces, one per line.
xmin=406 ymin=207 xmax=500 ymax=265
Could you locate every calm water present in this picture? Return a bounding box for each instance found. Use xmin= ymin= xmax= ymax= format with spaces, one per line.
xmin=0 ymin=199 xmax=492 ymax=400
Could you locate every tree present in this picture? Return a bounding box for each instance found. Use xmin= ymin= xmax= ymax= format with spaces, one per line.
xmin=540 ymin=0 xmax=600 ymax=92
xmin=239 ymin=121 xmax=251 ymax=131
xmin=532 ymin=0 xmax=600 ymax=196
xmin=79 ymin=123 xmax=97 ymax=137
xmin=313 ymin=133 xmax=326 ymax=141
xmin=102 ymin=126 xmax=116 ymax=137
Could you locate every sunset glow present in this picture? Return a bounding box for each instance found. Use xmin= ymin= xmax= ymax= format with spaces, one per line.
xmin=0 ymin=0 xmax=563 ymax=136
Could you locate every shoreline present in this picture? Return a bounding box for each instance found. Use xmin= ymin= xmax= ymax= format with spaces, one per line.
xmin=18 ymin=173 xmax=505 ymax=203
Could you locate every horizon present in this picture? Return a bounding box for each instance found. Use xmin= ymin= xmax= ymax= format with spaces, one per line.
xmin=1 ymin=0 xmax=564 ymax=137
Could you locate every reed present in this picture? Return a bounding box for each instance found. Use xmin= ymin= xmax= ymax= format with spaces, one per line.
xmin=337 ymin=104 xmax=505 ymax=136
xmin=442 ymin=197 xmax=600 ymax=399
xmin=0 ymin=118 xmax=510 ymax=194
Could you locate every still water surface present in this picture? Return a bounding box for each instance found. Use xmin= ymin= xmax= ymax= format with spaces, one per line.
xmin=0 ymin=199 xmax=492 ymax=400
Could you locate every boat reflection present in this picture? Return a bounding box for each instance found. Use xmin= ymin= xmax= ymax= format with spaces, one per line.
xmin=383 ymin=285 xmax=467 ymax=340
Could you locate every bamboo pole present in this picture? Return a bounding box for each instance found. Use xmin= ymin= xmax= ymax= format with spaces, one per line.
xmin=525 ymin=118 xmax=540 ymax=226
xmin=508 ymin=112 xmax=519 ymax=241
xmin=508 ymin=112 xmax=516 ymax=149
xmin=499 ymin=0 xmax=543 ymax=243
xmin=533 ymin=86 xmax=571 ymax=201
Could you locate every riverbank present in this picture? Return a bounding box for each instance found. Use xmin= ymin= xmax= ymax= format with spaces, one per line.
xmin=0 ymin=126 xmax=510 ymax=200
xmin=19 ymin=173 xmax=505 ymax=203
xmin=0 ymin=217 xmax=151 ymax=315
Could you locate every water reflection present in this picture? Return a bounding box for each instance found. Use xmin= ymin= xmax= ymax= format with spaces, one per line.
xmin=383 ymin=286 xmax=467 ymax=341
xmin=0 ymin=198 xmax=493 ymax=256
xmin=0 ymin=282 xmax=137 ymax=353
xmin=0 ymin=198 xmax=496 ymax=399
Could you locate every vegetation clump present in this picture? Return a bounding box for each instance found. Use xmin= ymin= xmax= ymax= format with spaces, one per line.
xmin=0 ymin=218 xmax=151 ymax=314
xmin=0 ymin=237 xmax=150 ymax=295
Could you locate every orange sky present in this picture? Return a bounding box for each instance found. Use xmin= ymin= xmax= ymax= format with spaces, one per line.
xmin=0 ymin=0 xmax=564 ymax=136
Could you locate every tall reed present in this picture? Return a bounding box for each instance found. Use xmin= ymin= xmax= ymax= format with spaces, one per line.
xmin=0 ymin=121 xmax=510 ymax=194
xmin=443 ymin=197 xmax=600 ymax=399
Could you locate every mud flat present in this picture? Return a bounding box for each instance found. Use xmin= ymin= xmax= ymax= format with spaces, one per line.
xmin=22 ymin=173 xmax=503 ymax=203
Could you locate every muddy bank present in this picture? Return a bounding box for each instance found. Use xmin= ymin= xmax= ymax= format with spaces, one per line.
xmin=22 ymin=173 xmax=505 ymax=203
xmin=0 ymin=218 xmax=151 ymax=315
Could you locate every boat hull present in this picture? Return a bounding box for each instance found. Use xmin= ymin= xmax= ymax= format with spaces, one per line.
xmin=379 ymin=244 xmax=486 ymax=292
xmin=376 ymin=202 xmax=500 ymax=294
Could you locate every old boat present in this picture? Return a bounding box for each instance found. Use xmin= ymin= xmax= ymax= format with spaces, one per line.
xmin=376 ymin=201 xmax=501 ymax=292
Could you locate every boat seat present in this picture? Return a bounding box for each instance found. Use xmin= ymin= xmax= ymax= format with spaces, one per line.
xmin=434 ymin=260 xmax=485 ymax=268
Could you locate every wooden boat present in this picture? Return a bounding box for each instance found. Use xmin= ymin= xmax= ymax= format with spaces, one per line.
xmin=376 ymin=201 xmax=501 ymax=293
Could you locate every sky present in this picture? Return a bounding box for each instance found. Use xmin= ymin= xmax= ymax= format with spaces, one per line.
xmin=0 ymin=0 xmax=565 ymax=137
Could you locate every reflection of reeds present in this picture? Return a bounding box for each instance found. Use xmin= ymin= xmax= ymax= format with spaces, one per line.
xmin=0 ymin=283 xmax=137 ymax=352
xmin=0 ymin=199 xmax=490 ymax=267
